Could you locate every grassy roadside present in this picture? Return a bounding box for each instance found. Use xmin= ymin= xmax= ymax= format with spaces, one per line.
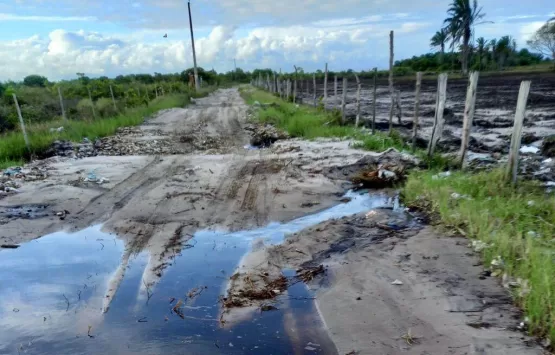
xmin=242 ymin=86 xmax=554 ymax=347
xmin=0 ymin=89 xmax=213 ymax=169
xmin=239 ymin=86 xmax=450 ymax=169
xmin=239 ymin=87 xmax=406 ymax=151
xmin=403 ymin=169 xmax=554 ymax=345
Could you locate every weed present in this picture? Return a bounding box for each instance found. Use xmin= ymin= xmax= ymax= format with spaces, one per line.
xmin=403 ymin=168 xmax=555 ymax=344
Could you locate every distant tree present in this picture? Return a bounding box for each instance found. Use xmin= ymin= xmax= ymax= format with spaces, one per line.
xmin=23 ymin=74 xmax=48 ymax=87
xmin=443 ymin=0 xmax=486 ymax=74
xmin=527 ymin=21 xmax=555 ymax=69
xmin=476 ymin=37 xmax=487 ymax=69
xmin=430 ymin=29 xmax=448 ymax=59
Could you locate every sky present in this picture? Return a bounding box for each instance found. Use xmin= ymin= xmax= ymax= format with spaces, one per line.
xmin=0 ymin=0 xmax=553 ymax=81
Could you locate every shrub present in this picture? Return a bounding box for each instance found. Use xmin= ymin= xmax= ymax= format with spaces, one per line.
xmin=96 ymin=98 xmax=118 ymax=117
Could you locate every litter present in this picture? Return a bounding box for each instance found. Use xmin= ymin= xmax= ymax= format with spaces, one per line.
xmin=96 ymin=177 xmax=110 ymax=184
xmin=391 ymin=279 xmax=403 ymax=285
xmin=519 ymin=146 xmax=539 ymax=154
xmin=432 ymin=171 xmax=452 ymax=180
xmin=2 ymin=167 xmax=22 ymax=176
xmin=49 ymin=126 xmax=64 ymax=133
xmin=471 ymin=240 xmax=489 ymax=252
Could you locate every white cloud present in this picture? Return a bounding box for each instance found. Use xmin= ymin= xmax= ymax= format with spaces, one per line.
xmin=0 ymin=13 xmax=96 ymax=21
xmin=0 ymin=17 xmax=431 ymax=81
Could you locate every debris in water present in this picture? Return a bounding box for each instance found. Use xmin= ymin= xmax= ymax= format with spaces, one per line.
xmin=137 ymin=317 xmax=148 ymax=323
xmin=187 ymin=286 xmax=207 ymax=299
xmin=173 ymin=299 xmax=185 ymax=319
xmin=260 ymin=304 xmax=278 ymax=312
xmin=296 ymin=265 xmax=325 ymax=283
xmin=391 ymin=280 xmax=403 ymax=285
xmin=87 ymin=325 xmax=94 ymax=338
xmin=1 ymin=244 xmax=20 ymax=249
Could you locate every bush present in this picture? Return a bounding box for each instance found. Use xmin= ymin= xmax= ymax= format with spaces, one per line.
xmin=76 ymin=98 xmax=95 ymax=119
xmin=96 ymin=98 xmax=118 ymax=117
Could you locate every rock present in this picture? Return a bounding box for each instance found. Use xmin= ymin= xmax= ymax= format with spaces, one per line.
xmin=249 ymin=124 xmax=289 ymax=148
xmin=541 ymin=135 xmax=555 ymax=157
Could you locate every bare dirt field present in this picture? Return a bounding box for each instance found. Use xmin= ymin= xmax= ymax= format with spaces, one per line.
xmin=299 ymin=72 xmax=555 ymax=154
xmin=0 ymin=88 xmax=546 ymax=354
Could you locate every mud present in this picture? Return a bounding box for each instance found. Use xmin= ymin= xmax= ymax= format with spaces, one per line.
xmin=300 ymin=72 xmax=555 ymax=157
xmin=232 ymin=208 xmax=544 ymax=354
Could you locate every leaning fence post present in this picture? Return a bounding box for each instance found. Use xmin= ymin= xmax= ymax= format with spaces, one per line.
xmin=109 ymin=85 xmax=117 ymax=112
xmin=341 ymin=77 xmax=348 ymax=125
xmin=313 ymin=74 xmax=317 ymax=107
xmin=12 ymin=94 xmax=31 ymax=155
xmin=458 ymin=71 xmax=480 ymax=166
xmin=507 ymin=81 xmax=532 ymax=184
xmin=412 ymin=72 xmax=423 ymax=152
xmin=87 ymin=86 xmax=97 ymax=119
xmin=388 ymin=30 xmax=395 ymax=135
xmin=57 ymin=87 xmax=67 ymax=121
xmin=355 ymin=74 xmax=361 ymax=127
xmin=334 ymin=75 xmax=338 ymax=107
xmin=324 ymin=63 xmax=328 ymax=109
xmin=427 ymin=73 xmax=448 ymax=157
xmin=372 ymin=67 xmax=377 ymax=134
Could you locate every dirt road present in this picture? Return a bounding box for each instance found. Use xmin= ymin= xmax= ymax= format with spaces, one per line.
xmin=0 ymin=88 xmax=545 ymax=354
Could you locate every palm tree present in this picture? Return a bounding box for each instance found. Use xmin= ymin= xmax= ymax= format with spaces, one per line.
xmin=443 ymin=0 xmax=486 ymax=75
xmin=476 ymin=37 xmax=486 ymax=70
xmin=431 ymin=29 xmax=448 ymax=63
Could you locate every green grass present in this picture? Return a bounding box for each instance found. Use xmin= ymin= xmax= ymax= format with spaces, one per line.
xmin=240 ymin=86 xmax=452 ymax=170
xmin=240 ymin=86 xmax=407 ymax=152
xmin=403 ymin=169 xmax=555 ymax=344
xmin=0 ymin=88 xmax=214 ymax=169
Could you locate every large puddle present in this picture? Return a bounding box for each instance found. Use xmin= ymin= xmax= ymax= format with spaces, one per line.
xmin=0 ymin=191 xmax=397 ymax=354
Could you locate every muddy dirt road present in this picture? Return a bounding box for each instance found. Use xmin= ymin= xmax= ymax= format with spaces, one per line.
xmin=0 ymin=88 xmax=544 ymax=354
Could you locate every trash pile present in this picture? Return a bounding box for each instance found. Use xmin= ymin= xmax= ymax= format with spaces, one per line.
xmin=348 ymin=148 xmax=419 ymax=189
xmin=0 ymin=166 xmax=48 ymax=198
xmin=244 ymin=123 xmax=289 ymax=148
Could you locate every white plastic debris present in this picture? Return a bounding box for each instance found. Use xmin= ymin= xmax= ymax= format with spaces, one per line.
xmin=527 ymin=200 xmax=535 ymax=206
xmin=391 ymin=280 xmax=403 ymax=285
xmin=526 ymin=231 xmax=539 ymax=238
xmin=471 ymin=240 xmax=489 ymax=252
xmin=542 ymin=158 xmax=553 ymax=164
xmin=491 ymin=256 xmax=504 ymax=268
xmin=49 ymin=126 xmax=64 ymax=133
xmin=432 ymin=171 xmax=452 ymax=180
xmin=450 ymin=192 xmax=461 ymax=200
xmin=519 ymin=146 xmax=539 ymax=154
xmin=96 ymin=177 xmax=110 ymax=184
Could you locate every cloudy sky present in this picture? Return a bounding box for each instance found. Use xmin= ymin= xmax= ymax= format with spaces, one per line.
xmin=0 ymin=0 xmax=553 ymax=81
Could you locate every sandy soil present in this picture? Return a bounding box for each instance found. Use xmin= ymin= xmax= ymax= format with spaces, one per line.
xmin=229 ymin=209 xmax=544 ymax=354
xmin=1 ymin=88 xmax=545 ymax=354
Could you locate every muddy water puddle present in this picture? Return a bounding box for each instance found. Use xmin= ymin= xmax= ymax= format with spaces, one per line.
xmin=0 ymin=191 xmax=397 ymax=354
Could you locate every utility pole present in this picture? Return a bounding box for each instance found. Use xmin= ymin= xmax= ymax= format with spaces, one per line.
xmin=187 ymin=0 xmax=200 ymax=91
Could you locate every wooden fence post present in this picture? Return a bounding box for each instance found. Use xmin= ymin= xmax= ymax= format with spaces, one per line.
xmin=87 ymin=86 xmax=97 ymax=119
xmin=324 ymin=63 xmax=328 ymax=109
xmin=372 ymin=67 xmax=377 ymax=134
xmin=57 ymin=87 xmax=66 ymax=121
xmin=388 ymin=30 xmax=395 ymax=135
xmin=334 ymin=75 xmax=338 ymax=107
xmin=341 ymin=77 xmax=348 ymax=124
xmin=412 ymin=72 xmax=423 ymax=152
xmin=273 ymin=72 xmax=277 ymax=93
xmin=458 ymin=71 xmax=480 ymax=166
xmin=12 ymin=94 xmax=31 ymax=154
xmin=507 ymin=81 xmax=532 ymax=184
xmin=395 ymin=90 xmax=402 ymax=124
xmin=306 ymin=79 xmax=309 ymax=98
xmin=427 ymin=73 xmax=448 ymax=157
xmin=313 ymin=74 xmax=317 ymax=107
xmin=355 ymin=74 xmax=361 ymax=127
xmin=293 ymin=66 xmax=298 ymax=103
xmin=109 ymin=85 xmax=117 ymax=112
